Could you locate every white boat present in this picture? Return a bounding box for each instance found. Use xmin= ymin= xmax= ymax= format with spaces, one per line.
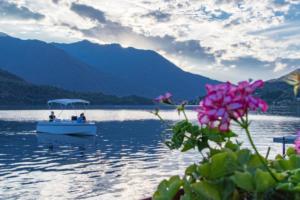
xmin=36 ymin=99 xmax=97 ymax=136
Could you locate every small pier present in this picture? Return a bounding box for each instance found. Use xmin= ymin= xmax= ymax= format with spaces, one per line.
xmin=273 ymin=135 xmax=297 ymax=155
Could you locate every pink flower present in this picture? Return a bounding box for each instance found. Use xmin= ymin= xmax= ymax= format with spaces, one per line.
xmin=236 ymin=80 xmax=268 ymax=112
xmin=197 ymin=80 xmax=268 ymax=132
xmin=295 ymin=139 xmax=300 ymax=154
xmin=295 ymin=131 xmax=300 ymax=154
xmin=154 ymin=92 xmax=172 ymax=104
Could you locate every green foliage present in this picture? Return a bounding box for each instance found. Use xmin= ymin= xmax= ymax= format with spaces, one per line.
xmin=191 ymin=181 xmax=221 ymax=200
xmin=209 ymin=151 xmax=238 ymax=179
xmin=254 ymin=169 xmax=277 ymax=192
xmin=232 ymin=171 xmax=255 ymax=192
xmin=165 ymin=120 xmax=237 ymax=153
xmin=153 ymin=176 xmax=183 ymax=200
xmin=153 ymin=107 xmax=300 ymax=200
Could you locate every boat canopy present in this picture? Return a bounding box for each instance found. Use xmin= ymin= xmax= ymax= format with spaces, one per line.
xmin=47 ymin=99 xmax=90 ymax=106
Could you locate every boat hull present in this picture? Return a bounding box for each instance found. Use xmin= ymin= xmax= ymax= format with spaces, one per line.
xmin=37 ymin=121 xmax=97 ymax=136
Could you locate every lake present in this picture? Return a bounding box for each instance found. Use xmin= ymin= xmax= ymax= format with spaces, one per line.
xmin=1 ymin=106 xmax=300 ymax=200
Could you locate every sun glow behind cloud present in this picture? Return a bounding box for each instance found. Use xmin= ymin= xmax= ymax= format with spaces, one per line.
xmin=1 ymin=0 xmax=300 ymax=82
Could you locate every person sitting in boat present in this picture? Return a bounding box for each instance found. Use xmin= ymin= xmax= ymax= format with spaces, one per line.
xmin=71 ymin=115 xmax=77 ymax=121
xmin=49 ymin=111 xmax=56 ymax=122
xmin=77 ymin=113 xmax=86 ymax=123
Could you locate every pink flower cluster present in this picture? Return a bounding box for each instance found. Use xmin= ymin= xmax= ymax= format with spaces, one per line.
xmin=197 ymin=80 xmax=268 ymax=132
xmin=154 ymin=92 xmax=172 ymax=104
xmin=295 ymin=131 xmax=300 ymax=154
xmin=295 ymin=140 xmax=300 ymax=154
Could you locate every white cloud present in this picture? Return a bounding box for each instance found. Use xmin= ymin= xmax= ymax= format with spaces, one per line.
xmin=274 ymin=61 xmax=288 ymax=72
xmin=1 ymin=0 xmax=300 ymax=82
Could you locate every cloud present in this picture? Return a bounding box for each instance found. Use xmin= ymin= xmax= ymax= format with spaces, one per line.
xmin=2 ymin=0 xmax=300 ymax=82
xmin=142 ymin=10 xmax=171 ymax=22
xmin=70 ymin=3 xmax=106 ymax=23
xmin=51 ymin=0 xmax=60 ymax=4
xmin=0 ymin=1 xmax=44 ymax=20
xmin=67 ymin=3 xmax=216 ymax=73
xmin=274 ymin=61 xmax=288 ymax=72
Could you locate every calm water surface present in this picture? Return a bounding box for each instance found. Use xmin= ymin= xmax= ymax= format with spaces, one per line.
xmin=1 ymin=106 xmax=300 ymax=200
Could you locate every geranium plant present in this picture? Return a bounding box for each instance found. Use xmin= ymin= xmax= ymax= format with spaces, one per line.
xmin=152 ymin=80 xmax=300 ymax=200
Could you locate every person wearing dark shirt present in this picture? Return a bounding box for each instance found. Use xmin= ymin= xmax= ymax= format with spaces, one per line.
xmin=49 ymin=111 xmax=56 ymax=122
xmin=78 ymin=113 xmax=86 ymax=122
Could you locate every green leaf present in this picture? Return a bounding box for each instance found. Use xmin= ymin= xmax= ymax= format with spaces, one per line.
xmin=153 ymin=176 xmax=182 ymax=200
xmin=278 ymin=155 xmax=300 ymax=170
xmin=185 ymin=164 xmax=197 ymax=176
xmin=191 ymin=181 xmax=221 ymax=200
xmin=236 ymin=149 xmax=251 ymax=166
xmin=198 ymin=163 xmax=210 ymax=178
xmin=247 ymin=154 xmax=264 ymax=171
xmin=290 ymin=169 xmax=300 ymax=183
xmin=180 ymin=193 xmax=193 ymax=200
xmin=290 ymin=155 xmax=300 ymax=169
xmin=278 ymin=159 xmax=293 ymax=170
xmin=277 ymin=170 xmax=300 ymax=192
xmin=182 ymin=138 xmax=196 ymax=152
xmin=276 ymin=182 xmax=293 ymax=191
xmin=219 ymin=178 xmax=235 ymax=200
xmin=254 ymin=169 xmax=276 ymax=192
xmin=209 ymin=148 xmax=222 ymax=157
xmin=210 ymin=151 xmax=237 ymax=179
xmin=292 ymin=183 xmax=300 ymax=192
xmin=187 ymin=125 xmax=201 ymax=137
xmin=181 ymin=178 xmax=196 ymax=200
xmin=197 ymin=138 xmax=209 ymax=152
xmin=203 ymin=128 xmax=225 ymax=143
xmin=287 ymin=147 xmax=296 ymax=157
xmin=185 ymin=164 xmax=200 ymax=181
xmin=275 ymin=154 xmax=284 ymax=160
xmin=231 ymin=171 xmax=255 ymax=192
xmin=222 ymin=130 xmax=238 ymax=138
xmin=225 ymin=140 xmax=240 ymax=151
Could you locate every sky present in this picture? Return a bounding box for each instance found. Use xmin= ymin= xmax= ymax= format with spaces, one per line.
xmin=1 ymin=0 xmax=300 ymax=82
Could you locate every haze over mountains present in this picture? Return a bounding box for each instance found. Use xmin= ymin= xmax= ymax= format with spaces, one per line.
xmin=0 ymin=33 xmax=219 ymax=100
xmin=54 ymin=40 xmax=219 ymax=99
xmin=0 ymin=69 xmax=152 ymax=106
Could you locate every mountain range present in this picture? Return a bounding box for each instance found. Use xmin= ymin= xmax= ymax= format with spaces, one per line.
xmin=256 ymin=69 xmax=298 ymax=104
xmin=0 ymin=33 xmax=219 ymax=100
xmin=0 ymin=69 xmax=152 ymax=106
xmin=1 ymin=32 xmax=298 ymax=105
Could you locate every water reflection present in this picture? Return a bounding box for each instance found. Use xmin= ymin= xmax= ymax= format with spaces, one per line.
xmin=37 ymin=134 xmax=96 ymax=148
xmin=0 ymin=107 xmax=300 ymax=199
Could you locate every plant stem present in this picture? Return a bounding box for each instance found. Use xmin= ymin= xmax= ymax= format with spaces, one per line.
xmin=150 ymin=110 xmax=165 ymax=123
xmin=244 ymin=124 xmax=278 ymax=182
xmin=156 ymin=113 xmax=165 ymax=122
xmin=265 ymin=147 xmax=271 ymax=160
xmin=182 ymin=109 xmax=188 ymax=121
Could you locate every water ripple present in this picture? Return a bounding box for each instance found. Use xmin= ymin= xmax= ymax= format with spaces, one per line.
xmin=0 ymin=107 xmax=299 ymax=199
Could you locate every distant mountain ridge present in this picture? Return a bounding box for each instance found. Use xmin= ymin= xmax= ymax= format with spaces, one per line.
xmin=268 ymin=68 xmax=300 ymax=83
xmin=187 ymin=69 xmax=299 ymax=105
xmin=54 ymin=40 xmax=220 ymax=99
xmin=254 ymin=69 xmax=299 ymax=104
xmin=0 ymin=34 xmax=139 ymax=95
xmin=0 ymin=33 xmax=219 ymax=100
xmin=0 ymin=69 xmax=152 ymax=106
